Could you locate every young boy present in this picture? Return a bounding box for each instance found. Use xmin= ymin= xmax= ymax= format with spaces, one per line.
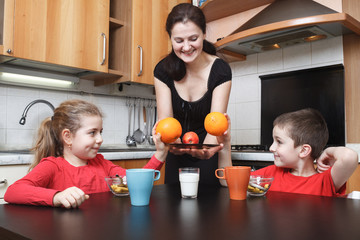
xmin=252 ymin=108 xmax=358 ymax=196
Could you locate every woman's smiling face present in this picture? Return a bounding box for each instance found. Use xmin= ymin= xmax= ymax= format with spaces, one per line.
xmin=170 ymin=21 xmax=205 ymax=63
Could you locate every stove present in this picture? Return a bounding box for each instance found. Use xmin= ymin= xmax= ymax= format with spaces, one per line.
xmin=231 ymin=145 xmax=273 ymax=170
xmin=231 ymin=145 xmax=268 ymax=152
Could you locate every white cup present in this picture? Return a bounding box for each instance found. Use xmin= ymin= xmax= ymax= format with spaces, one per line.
xmin=179 ymin=167 xmax=200 ymax=198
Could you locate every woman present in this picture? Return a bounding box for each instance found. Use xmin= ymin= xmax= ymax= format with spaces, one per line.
xmin=154 ymin=3 xmax=232 ymax=186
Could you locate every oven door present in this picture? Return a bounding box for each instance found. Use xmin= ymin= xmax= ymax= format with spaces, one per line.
xmin=231 ymin=151 xmax=274 ymax=171
xmin=232 ymin=159 xmax=273 ymax=171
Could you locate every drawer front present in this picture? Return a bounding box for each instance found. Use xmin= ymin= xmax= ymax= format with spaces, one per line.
xmin=0 ymin=165 xmax=29 ymax=201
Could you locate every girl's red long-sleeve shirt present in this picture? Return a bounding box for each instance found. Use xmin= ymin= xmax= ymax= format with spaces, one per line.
xmin=4 ymin=154 xmax=163 ymax=206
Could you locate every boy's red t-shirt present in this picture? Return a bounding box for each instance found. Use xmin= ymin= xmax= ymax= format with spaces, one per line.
xmin=252 ymin=165 xmax=346 ymax=197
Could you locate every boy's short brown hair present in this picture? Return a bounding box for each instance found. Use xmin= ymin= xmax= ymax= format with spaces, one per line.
xmin=273 ymin=108 xmax=329 ymax=159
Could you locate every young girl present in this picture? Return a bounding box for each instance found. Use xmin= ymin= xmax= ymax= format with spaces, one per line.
xmin=4 ymin=99 xmax=168 ymax=208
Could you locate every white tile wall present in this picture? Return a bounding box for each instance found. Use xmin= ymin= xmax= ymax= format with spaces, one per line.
xmin=0 ymin=82 xmax=155 ymax=150
xmin=228 ymin=36 xmax=344 ymax=144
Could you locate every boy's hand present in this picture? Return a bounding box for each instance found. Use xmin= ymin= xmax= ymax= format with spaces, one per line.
xmin=53 ymin=186 xmax=89 ymax=209
xmin=316 ymin=149 xmax=335 ymax=173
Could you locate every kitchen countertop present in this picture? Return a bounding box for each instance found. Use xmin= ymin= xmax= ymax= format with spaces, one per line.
xmin=0 ymin=149 xmax=156 ymax=166
xmin=0 ymin=149 xmax=274 ymax=166
xmin=2 ymin=144 xmax=360 ymax=166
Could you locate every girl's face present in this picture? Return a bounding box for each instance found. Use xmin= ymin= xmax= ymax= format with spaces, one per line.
xmin=269 ymin=125 xmax=302 ymax=168
xmin=70 ymin=115 xmax=103 ymax=160
xmin=170 ymin=21 xmax=205 ymax=63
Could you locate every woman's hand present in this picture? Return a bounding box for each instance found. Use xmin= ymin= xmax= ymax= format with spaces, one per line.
xmin=169 ymin=144 xmax=223 ymax=159
xmin=53 ymin=186 xmax=89 ymax=209
xmin=152 ymin=121 xmax=170 ymax=162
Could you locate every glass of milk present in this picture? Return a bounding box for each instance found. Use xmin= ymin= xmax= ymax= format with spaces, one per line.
xmin=179 ymin=167 xmax=200 ymax=198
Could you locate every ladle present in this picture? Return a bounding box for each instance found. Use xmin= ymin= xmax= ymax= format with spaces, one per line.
xmin=133 ymin=99 xmax=145 ymax=143
xmin=126 ymin=98 xmax=136 ymax=146
xmin=147 ymin=100 xmax=155 ymax=145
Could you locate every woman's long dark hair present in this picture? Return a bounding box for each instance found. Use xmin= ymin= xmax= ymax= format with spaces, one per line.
xmin=163 ymin=3 xmax=216 ymax=81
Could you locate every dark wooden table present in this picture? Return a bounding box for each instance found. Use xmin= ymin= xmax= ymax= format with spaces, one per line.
xmin=1 ymin=184 xmax=360 ymax=240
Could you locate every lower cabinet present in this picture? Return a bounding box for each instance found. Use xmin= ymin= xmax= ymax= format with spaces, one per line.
xmin=347 ymin=164 xmax=360 ymax=194
xmin=0 ymin=164 xmax=29 ymax=204
xmin=112 ymin=159 xmax=165 ymax=185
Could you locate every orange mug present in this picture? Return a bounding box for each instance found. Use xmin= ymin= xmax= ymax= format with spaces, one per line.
xmin=215 ymin=166 xmax=251 ymax=200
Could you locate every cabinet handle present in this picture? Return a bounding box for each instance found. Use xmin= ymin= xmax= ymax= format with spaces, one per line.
xmin=138 ymin=45 xmax=143 ymax=76
xmin=0 ymin=179 xmax=7 ymax=184
xmin=101 ymin=33 xmax=106 ymax=65
xmin=6 ymin=49 xmax=12 ymax=54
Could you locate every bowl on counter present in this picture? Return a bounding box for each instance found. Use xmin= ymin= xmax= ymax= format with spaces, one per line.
xmin=105 ymin=175 xmax=129 ymax=197
xmin=247 ymin=175 xmax=274 ymax=196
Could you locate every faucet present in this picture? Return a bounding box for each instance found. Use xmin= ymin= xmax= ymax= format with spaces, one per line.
xmin=19 ymin=99 xmax=55 ymax=125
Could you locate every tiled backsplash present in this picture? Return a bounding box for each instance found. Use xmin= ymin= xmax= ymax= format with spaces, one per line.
xmin=227 ymin=36 xmax=344 ymax=145
xmin=0 ymin=84 xmax=155 ymax=150
xmin=0 ymin=36 xmax=345 ymax=150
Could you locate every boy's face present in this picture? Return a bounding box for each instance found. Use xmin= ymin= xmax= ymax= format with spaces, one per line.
xmin=269 ymin=125 xmax=302 ymax=168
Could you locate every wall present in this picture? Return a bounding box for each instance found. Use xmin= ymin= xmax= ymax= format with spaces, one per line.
xmin=0 ymin=81 xmax=155 ymax=151
xmin=0 ymin=36 xmax=345 ymax=150
xmin=227 ymin=36 xmax=344 ymax=145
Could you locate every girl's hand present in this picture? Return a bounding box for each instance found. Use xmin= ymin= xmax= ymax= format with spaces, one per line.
xmin=53 ymin=186 xmax=89 ymax=209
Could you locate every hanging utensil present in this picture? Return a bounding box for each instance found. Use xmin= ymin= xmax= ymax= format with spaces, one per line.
xmin=144 ymin=100 xmax=152 ymax=145
xmin=142 ymin=105 xmax=147 ymax=141
xmin=126 ymin=98 xmax=136 ymax=146
xmin=131 ymin=99 xmax=137 ymax=141
xmin=133 ymin=99 xmax=146 ymax=143
xmin=147 ymin=100 xmax=155 ymax=145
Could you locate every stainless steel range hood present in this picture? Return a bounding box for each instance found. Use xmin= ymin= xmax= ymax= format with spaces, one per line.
xmin=214 ymin=0 xmax=360 ymax=56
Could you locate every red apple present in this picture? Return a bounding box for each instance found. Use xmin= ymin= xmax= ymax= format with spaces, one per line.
xmin=182 ymin=131 xmax=199 ymax=144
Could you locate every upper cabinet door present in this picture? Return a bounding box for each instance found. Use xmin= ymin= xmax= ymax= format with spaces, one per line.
xmin=130 ymin=0 xmax=189 ymax=85
xmin=6 ymin=0 xmax=109 ymax=73
xmin=130 ymin=0 xmax=152 ymax=85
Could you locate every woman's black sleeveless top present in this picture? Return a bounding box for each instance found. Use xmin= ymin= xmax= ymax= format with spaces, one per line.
xmin=154 ymin=58 xmax=232 ymax=185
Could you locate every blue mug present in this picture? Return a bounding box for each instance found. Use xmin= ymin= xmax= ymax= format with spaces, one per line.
xmin=126 ymin=169 xmax=161 ymax=206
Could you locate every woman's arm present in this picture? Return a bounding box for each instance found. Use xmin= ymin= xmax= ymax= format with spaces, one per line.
xmin=154 ymin=77 xmax=173 ymax=119
xmin=216 ymin=114 xmax=232 ymax=186
xmin=183 ymin=81 xmax=232 ymax=160
xmin=203 ymin=80 xmax=232 ymax=145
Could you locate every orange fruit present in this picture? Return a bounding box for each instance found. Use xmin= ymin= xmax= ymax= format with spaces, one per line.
xmin=156 ymin=117 xmax=182 ymax=143
xmin=204 ymin=112 xmax=228 ymax=136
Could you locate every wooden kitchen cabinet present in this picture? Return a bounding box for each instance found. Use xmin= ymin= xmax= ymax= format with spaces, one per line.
xmin=95 ymin=0 xmax=189 ymax=86
xmin=112 ymin=159 xmax=165 ymax=185
xmin=1 ymin=0 xmax=109 ymax=73
xmin=346 ymin=164 xmax=360 ymax=194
